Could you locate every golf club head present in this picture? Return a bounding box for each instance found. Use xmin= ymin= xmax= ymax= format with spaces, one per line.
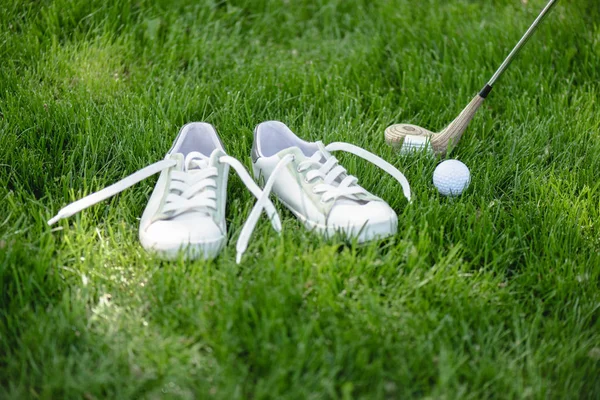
xmin=385 ymin=94 xmax=485 ymax=156
xmin=384 ymin=124 xmax=435 ymax=155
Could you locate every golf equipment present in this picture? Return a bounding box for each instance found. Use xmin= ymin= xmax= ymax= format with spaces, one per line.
xmin=433 ymin=160 xmax=470 ymax=196
xmin=399 ymin=134 xmax=433 ymax=155
xmin=385 ymin=0 xmax=559 ymax=155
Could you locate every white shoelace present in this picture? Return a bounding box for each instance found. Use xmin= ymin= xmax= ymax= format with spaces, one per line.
xmin=264 ymin=141 xmax=411 ymax=204
xmin=48 ymin=152 xmax=283 ymax=263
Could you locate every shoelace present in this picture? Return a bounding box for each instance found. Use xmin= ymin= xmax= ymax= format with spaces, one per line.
xmin=159 ymin=152 xmax=218 ymax=219
xmin=264 ymin=141 xmax=411 ymax=204
xmin=48 ymin=152 xmax=283 ymax=263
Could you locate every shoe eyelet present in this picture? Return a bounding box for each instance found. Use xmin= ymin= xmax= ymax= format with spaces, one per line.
xmin=312 ymin=187 xmax=318 ymax=194
xmin=304 ymin=177 xmax=310 ymax=184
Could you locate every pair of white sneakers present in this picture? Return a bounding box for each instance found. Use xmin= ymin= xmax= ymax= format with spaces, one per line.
xmin=49 ymin=121 xmax=411 ymax=263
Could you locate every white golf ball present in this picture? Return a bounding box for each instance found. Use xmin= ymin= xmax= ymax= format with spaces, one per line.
xmin=433 ymin=160 xmax=470 ymax=196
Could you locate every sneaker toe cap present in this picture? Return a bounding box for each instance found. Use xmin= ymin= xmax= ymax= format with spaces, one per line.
xmin=140 ymin=213 xmax=225 ymax=252
xmin=328 ymin=201 xmax=398 ymax=240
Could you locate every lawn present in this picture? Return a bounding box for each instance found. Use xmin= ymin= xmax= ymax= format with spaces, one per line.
xmin=1 ymin=0 xmax=599 ymax=398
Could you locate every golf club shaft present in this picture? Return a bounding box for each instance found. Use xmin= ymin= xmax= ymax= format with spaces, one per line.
xmin=479 ymin=0 xmax=558 ymax=97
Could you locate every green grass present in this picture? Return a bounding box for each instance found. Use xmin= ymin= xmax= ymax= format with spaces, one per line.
xmin=1 ymin=0 xmax=599 ymax=398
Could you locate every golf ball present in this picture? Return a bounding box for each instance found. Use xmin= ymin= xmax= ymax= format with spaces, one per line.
xmin=433 ymin=160 xmax=470 ymax=196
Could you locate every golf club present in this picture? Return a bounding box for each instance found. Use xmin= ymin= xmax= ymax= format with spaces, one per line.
xmin=385 ymin=0 xmax=558 ymax=155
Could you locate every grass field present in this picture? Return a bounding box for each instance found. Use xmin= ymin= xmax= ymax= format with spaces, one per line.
xmin=1 ymin=0 xmax=599 ymax=398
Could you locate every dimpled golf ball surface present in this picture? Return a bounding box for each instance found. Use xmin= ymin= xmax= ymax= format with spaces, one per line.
xmin=433 ymin=160 xmax=470 ymax=196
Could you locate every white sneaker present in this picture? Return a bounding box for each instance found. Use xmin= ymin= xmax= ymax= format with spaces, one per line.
xmin=251 ymin=121 xmax=411 ymax=242
xmin=49 ymin=122 xmax=281 ymax=263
